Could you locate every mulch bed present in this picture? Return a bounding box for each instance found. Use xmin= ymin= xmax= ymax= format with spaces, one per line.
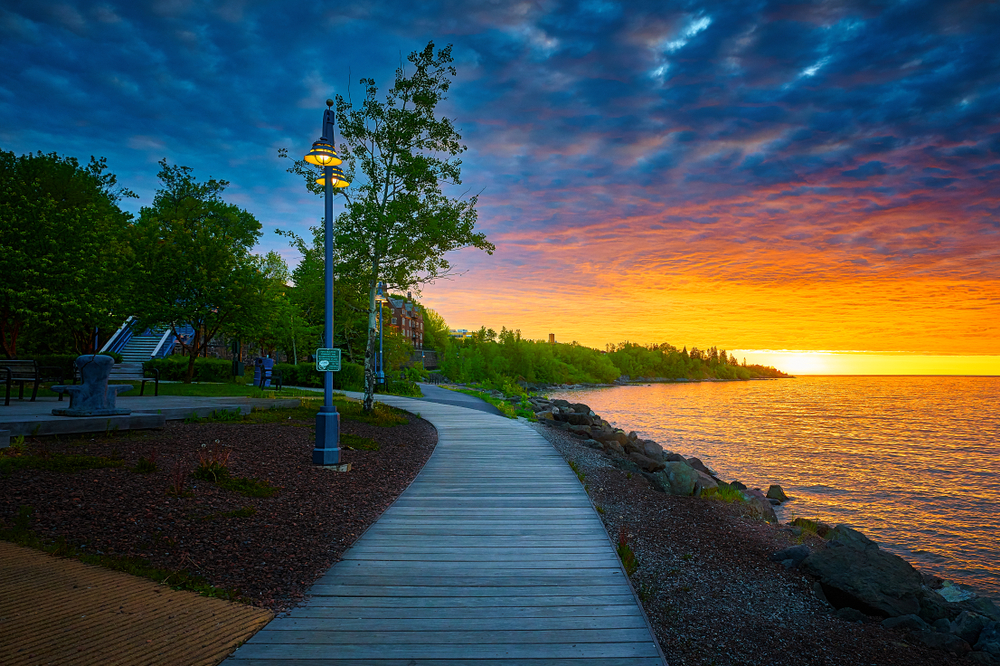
xmin=0 ymin=404 xmax=436 ymax=612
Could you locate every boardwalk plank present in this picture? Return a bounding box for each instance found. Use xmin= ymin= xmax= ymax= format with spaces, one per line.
xmin=225 ymin=395 xmax=665 ymax=665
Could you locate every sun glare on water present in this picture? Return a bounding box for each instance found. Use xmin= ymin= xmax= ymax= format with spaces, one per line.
xmin=737 ymin=351 xmax=1000 ymax=376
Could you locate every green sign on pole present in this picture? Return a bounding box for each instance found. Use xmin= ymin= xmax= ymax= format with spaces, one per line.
xmin=315 ymin=348 xmax=342 ymax=372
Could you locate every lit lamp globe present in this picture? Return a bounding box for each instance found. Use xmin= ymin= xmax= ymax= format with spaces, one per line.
xmin=315 ymin=165 xmax=350 ymax=188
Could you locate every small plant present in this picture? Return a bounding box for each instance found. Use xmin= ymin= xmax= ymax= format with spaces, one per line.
xmin=681 ymin=552 xmax=694 ymax=561
xmin=568 ymin=460 xmax=586 ymax=483
xmin=133 ymin=450 xmax=158 ymax=474
xmin=595 ymin=505 xmax=605 ymax=515
xmin=194 ymin=440 xmax=231 ymax=482
xmin=166 ymin=460 xmax=192 ymax=497
xmin=341 ymin=433 xmax=379 ymax=451
xmin=701 ymin=483 xmax=746 ymax=504
xmin=218 ymin=476 xmax=278 ymax=498
xmin=617 ymin=526 xmax=638 ymax=577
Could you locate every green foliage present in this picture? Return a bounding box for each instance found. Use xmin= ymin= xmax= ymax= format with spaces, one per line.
xmin=283 ymin=41 xmax=494 ymax=413
xmin=569 ymin=460 xmax=586 ymax=483
xmin=701 ymin=482 xmax=747 ymax=504
xmin=341 ymin=432 xmax=379 ymax=451
xmin=217 ymin=476 xmax=278 ymax=498
xmin=617 ymin=527 xmax=638 ymax=577
xmin=133 ymin=456 xmax=158 ymax=474
xmin=148 ymin=356 xmax=235 ymax=383
xmin=132 ymin=161 xmax=266 ymax=382
xmin=440 ymin=327 xmax=620 ymax=385
xmin=606 ymin=341 xmax=787 ymax=380
xmin=272 ymin=360 xmax=364 ymax=391
xmin=0 ymin=150 xmax=136 ymax=358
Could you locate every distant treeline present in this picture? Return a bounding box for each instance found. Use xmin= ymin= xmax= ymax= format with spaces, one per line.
xmin=431 ymin=328 xmax=788 ymax=385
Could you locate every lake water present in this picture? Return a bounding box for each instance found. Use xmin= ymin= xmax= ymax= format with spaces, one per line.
xmin=548 ymin=376 xmax=1000 ymax=598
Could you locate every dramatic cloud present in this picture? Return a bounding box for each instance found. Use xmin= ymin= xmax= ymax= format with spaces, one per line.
xmin=2 ymin=0 xmax=998 ymax=356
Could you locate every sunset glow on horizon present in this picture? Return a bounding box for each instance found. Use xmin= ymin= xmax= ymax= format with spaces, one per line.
xmin=2 ymin=2 xmax=996 ymax=371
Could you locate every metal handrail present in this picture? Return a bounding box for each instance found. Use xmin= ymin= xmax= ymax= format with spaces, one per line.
xmin=150 ymin=328 xmax=174 ymax=359
xmin=99 ymin=316 xmax=134 ymax=353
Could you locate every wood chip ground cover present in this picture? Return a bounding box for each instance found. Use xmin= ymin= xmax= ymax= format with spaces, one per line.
xmin=0 ymin=400 xmax=436 ymax=612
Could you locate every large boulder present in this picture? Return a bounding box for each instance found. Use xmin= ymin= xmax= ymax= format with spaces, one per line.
xmin=882 ymin=614 xmax=929 ymax=633
xmin=694 ymin=470 xmax=718 ymax=495
xmin=640 ymin=439 xmax=665 ymax=461
xmin=769 ymin=545 xmax=811 ymax=567
xmin=800 ymin=525 xmax=923 ymax=617
xmin=953 ymin=611 xmax=991 ymax=645
xmin=565 ymin=412 xmax=593 ymax=426
xmin=567 ymin=424 xmax=592 ymax=438
xmin=747 ymin=495 xmax=778 ymax=523
xmin=976 ymin=622 xmax=1000 ymax=656
xmin=766 ymin=485 xmax=789 ymax=501
xmin=655 ymin=461 xmax=698 ymax=495
xmin=629 ymin=451 xmax=666 ymax=473
xmin=915 ymin=630 xmax=972 ymax=655
xmin=686 ymin=457 xmax=715 ymax=476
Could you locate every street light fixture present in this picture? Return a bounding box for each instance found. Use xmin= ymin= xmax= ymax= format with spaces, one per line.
xmin=307 ymin=99 xmax=349 ymax=466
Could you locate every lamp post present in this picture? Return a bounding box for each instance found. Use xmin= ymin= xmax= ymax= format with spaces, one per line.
xmin=375 ymin=281 xmax=386 ymax=385
xmin=305 ymin=99 xmax=349 ymax=465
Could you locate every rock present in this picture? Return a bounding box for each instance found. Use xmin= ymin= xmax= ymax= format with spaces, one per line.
xmin=693 ymin=470 xmax=718 ymax=495
xmin=766 ymin=484 xmax=789 ymax=501
xmin=552 ymin=399 xmax=571 ymax=408
xmin=730 ymin=480 xmax=747 ymax=490
xmin=790 ymin=517 xmax=833 ymax=537
xmin=627 ymin=431 xmax=639 ymax=442
xmin=686 ymin=457 xmax=715 ymax=476
xmin=976 ymin=621 xmax=1000 ymax=656
xmin=641 ymin=440 xmax=665 ymax=461
xmin=768 ymin=498 xmax=781 ymax=506
xmin=837 ymin=607 xmax=867 ymax=622
xmin=953 ymin=611 xmax=990 ymax=645
xmin=965 ymin=598 xmax=1000 ymax=623
xmin=581 ymin=439 xmax=603 ymax=449
xmin=622 ymin=438 xmax=642 ymax=455
xmin=914 ymin=630 xmax=972 ymax=655
xmin=570 ymin=403 xmax=590 ymax=413
xmin=747 ymin=495 xmax=778 ymax=523
xmin=567 ymin=424 xmax=592 ymax=438
xmin=536 ymin=410 xmax=555 ymax=420
xmin=882 ymin=614 xmax=929 ymax=632
xmin=969 ymin=651 xmax=1000 ymax=665
xmin=613 ymin=430 xmax=629 ymax=446
xmin=663 ymin=452 xmax=686 ymax=462
xmin=769 ymin=545 xmax=811 ymax=566
xmin=919 ymin=588 xmax=962 ymax=623
xmin=629 ymin=451 xmax=665 ymax=473
xmin=800 ymin=525 xmax=924 ymax=617
xmin=655 ymin=461 xmax=698 ymax=496
xmin=934 ymin=618 xmax=952 ymax=633
xmin=603 ymin=440 xmax=625 ymax=455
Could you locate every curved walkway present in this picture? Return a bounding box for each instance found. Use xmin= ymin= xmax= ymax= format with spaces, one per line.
xmin=226 ymin=394 xmax=666 ymax=665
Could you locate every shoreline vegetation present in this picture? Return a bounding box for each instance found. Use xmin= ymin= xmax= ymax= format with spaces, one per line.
xmin=444 ymin=379 xmax=1000 ymax=664
xmin=429 ymin=330 xmax=789 ymax=387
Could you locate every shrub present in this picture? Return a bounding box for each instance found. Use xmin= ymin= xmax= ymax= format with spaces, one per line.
xmin=194 ymin=440 xmax=231 ymax=482
xmin=147 ymin=356 xmax=235 ymax=382
xmin=701 ymin=482 xmax=746 ymax=503
xmin=617 ymin=527 xmax=638 ymax=577
xmin=218 ymin=476 xmax=278 ymax=497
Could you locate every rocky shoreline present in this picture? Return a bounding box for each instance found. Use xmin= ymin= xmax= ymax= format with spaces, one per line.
xmin=481 ymin=384 xmax=999 ymax=663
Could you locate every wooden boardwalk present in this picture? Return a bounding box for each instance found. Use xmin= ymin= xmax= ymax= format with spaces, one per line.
xmin=226 ymin=396 xmax=666 ymax=665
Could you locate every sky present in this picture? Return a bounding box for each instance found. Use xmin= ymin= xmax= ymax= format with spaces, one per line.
xmin=2 ymin=0 xmax=998 ymax=374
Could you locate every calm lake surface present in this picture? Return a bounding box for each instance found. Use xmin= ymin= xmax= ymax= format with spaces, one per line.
xmin=548 ymin=376 xmax=1000 ymax=598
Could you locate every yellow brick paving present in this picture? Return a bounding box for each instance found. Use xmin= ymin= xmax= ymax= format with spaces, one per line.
xmin=0 ymin=541 xmax=273 ymax=665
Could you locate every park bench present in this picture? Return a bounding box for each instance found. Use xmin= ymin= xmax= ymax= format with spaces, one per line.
xmin=1 ymin=360 xmax=65 ymax=406
xmin=64 ymin=361 xmax=161 ymax=397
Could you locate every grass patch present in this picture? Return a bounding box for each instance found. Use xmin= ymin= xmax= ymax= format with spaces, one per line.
xmin=568 ymin=460 xmax=586 ymax=483
xmin=224 ymin=397 xmax=409 ymax=428
xmin=0 ymin=506 xmax=240 ymax=601
xmin=133 ymin=456 xmax=158 ymax=474
xmin=341 ymin=433 xmax=379 ymax=451
xmin=218 ymin=476 xmax=278 ymax=498
xmin=701 ymin=482 xmax=747 ymax=504
xmin=0 ymin=452 xmax=122 ymax=476
xmin=449 ymin=387 xmax=537 ymax=421
xmin=791 ymin=517 xmax=832 ymax=537
xmin=151 ymin=383 xmax=320 ymax=398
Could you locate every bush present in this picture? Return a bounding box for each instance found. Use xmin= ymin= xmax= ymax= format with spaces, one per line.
xmin=147 ymin=356 xmax=234 ymax=382
xmin=272 ymin=360 xmax=364 ymax=391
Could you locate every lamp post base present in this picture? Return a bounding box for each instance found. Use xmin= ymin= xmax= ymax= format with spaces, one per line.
xmin=313 ymin=406 xmax=341 ymax=465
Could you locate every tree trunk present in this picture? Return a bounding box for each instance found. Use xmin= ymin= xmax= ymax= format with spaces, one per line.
xmin=185 ymin=327 xmax=201 ymax=383
xmin=363 ymin=283 xmax=379 ymax=412
xmin=0 ymin=313 xmax=21 ymax=359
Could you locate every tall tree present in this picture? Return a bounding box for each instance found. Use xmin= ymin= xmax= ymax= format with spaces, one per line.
xmin=284 ymin=41 xmax=494 ymax=410
xmin=0 ymin=150 xmax=135 ymax=358
xmin=133 ymin=161 xmax=264 ymax=382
